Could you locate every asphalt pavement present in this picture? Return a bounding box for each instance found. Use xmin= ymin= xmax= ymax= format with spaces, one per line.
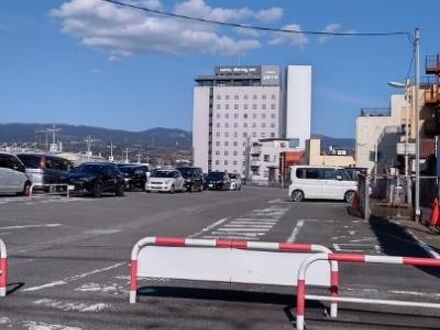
xmin=0 ymin=187 xmax=439 ymax=329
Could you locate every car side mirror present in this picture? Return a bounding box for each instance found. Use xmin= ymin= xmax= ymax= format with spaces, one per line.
xmin=336 ymin=175 xmax=342 ymax=181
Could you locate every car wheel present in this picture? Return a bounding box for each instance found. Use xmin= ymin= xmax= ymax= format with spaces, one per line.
xmin=92 ymin=182 xmax=103 ymax=198
xmin=169 ymin=185 xmax=175 ymax=194
xmin=20 ymin=181 xmax=31 ymax=196
xmin=291 ymin=190 xmax=304 ymax=202
xmin=344 ymin=190 xmax=356 ymax=203
xmin=116 ymin=183 xmax=125 ymax=197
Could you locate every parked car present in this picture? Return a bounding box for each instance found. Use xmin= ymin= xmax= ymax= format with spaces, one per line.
xmin=116 ymin=164 xmax=147 ymax=191
xmin=202 ymin=173 xmax=209 ymax=190
xmin=205 ymin=171 xmax=231 ymax=190
xmin=289 ymin=166 xmax=357 ymax=202
xmin=146 ymin=169 xmax=185 ymax=193
xmin=176 ymin=167 xmax=204 ymax=192
xmin=64 ymin=162 xmax=125 ymax=198
xmin=16 ymin=153 xmax=72 ymax=190
xmin=0 ymin=153 xmax=32 ymax=196
xmin=228 ymin=173 xmax=242 ymax=191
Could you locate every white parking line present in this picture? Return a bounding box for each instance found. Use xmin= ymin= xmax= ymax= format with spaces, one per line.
xmin=286 ymin=220 xmax=305 ymax=243
xmin=24 ymin=262 xmax=126 ymax=292
xmin=187 ymin=217 xmax=229 ymax=238
xmin=213 ymin=227 xmax=271 ymax=232
xmin=404 ymin=228 xmax=440 ymax=259
xmin=0 ymin=224 xmax=61 ymax=230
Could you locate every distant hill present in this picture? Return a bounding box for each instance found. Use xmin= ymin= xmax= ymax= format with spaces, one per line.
xmin=0 ymin=123 xmax=192 ymax=150
xmin=311 ymin=134 xmax=355 ymax=151
xmin=0 ymin=123 xmax=354 ymax=153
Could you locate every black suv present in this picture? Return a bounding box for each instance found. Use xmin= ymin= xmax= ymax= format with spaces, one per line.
xmin=205 ymin=171 xmax=231 ymax=191
xmin=116 ymin=164 xmax=147 ymax=191
xmin=176 ymin=167 xmax=204 ymax=192
xmin=64 ymin=162 xmax=125 ymax=198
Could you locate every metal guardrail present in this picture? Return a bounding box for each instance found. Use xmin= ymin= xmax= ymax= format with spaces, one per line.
xmin=0 ymin=239 xmax=7 ymax=297
xmin=296 ymin=252 xmax=440 ymax=330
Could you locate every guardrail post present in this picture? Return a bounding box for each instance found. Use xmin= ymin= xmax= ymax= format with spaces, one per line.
xmin=0 ymin=239 xmax=8 ymax=297
xmin=129 ymin=259 xmax=138 ymax=304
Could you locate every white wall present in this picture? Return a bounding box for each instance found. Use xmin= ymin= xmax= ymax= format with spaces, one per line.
xmin=192 ymin=87 xmax=210 ymax=172
xmin=355 ymin=94 xmax=406 ymax=172
xmin=286 ymin=65 xmax=312 ymax=148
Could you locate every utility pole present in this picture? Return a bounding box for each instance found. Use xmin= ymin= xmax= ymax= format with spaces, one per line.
xmin=414 ymin=28 xmax=421 ymax=223
xmin=107 ymin=141 xmax=116 ymax=162
xmin=125 ymin=148 xmax=129 ymax=164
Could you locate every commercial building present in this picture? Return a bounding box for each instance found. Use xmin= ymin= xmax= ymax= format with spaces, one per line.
xmin=305 ymin=138 xmax=355 ymax=167
xmin=355 ymin=95 xmax=406 ymax=173
xmin=193 ymin=65 xmax=311 ymax=176
xmin=249 ymin=138 xmax=299 ymax=182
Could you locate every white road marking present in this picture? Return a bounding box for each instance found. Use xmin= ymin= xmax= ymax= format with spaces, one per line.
xmin=82 ymin=229 xmax=121 ymax=235
xmin=286 ymin=220 xmax=305 ymax=243
xmin=187 ymin=217 xmax=229 ymax=238
xmin=24 ymin=262 xmax=125 ymax=292
xmin=0 ymin=224 xmax=61 ymax=230
xmin=224 ymin=224 xmax=273 ymax=228
xmin=213 ymin=227 xmax=270 ymax=232
xmin=22 ymin=321 xmax=82 ymax=330
xmin=74 ymin=282 xmax=127 ymax=294
xmin=404 ymin=228 xmax=440 ymax=259
xmin=24 ymin=280 xmax=67 ymax=292
xmin=349 ymin=230 xmax=356 ymax=236
xmin=33 ymin=299 xmax=110 ymax=312
xmin=349 ymin=237 xmax=375 ymax=243
xmin=333 ymin=243 xmax=382 ymax=253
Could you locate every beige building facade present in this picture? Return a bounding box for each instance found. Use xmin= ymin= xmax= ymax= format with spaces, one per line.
xmin=305 ymin=139 xmax=355 ymax=167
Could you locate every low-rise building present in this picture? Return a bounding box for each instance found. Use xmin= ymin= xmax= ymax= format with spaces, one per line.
xmin=305 ymin=139 xmax=355 ymax=167
xmin=249 ymin=138 xmax=300 ymax=183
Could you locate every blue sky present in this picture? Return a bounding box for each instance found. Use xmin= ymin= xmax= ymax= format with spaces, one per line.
xmin=0 ymin=0 xmax=439 ymax=138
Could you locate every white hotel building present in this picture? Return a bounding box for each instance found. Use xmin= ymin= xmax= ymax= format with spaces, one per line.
xmin=193 ymin=65 xmax=311 ymax=176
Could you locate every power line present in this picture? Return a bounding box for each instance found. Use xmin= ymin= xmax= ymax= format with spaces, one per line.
xmin=99 ymin=0 xmax=410 ymax=39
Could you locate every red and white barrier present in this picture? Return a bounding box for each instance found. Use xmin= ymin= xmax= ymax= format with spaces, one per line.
xmin=129 ymin=236 xmax=339 ymax=317
xmin=296 ymin=253 xmax=440 ymax=330
xmin=0 ymin=239 xmax=7 ymax=297
xmin=29 ymin=183 xmax=71 ymax=200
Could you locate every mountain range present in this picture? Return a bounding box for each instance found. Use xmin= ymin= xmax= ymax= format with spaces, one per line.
xmin=0 ymin=123 xmax=354 ymax=151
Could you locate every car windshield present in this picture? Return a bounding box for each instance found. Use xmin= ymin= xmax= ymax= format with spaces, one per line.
xmin=72 ymin=165 xmax=103 ymax=174
xmin=229 ymin=173 xmax=239 ymax=179
xmin=17 ymin=155 xmax=40 ymax=168
xmin=207 ymin=172 xmax=224 ymax=180
xmin=178 ymin=168 xmax=196 ymax=178
xmin=152 ymin=170 xmax=175 ymax=178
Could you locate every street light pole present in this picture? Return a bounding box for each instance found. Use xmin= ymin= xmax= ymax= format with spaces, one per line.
xmin=414 ymin=27 xmax=421 ymax=222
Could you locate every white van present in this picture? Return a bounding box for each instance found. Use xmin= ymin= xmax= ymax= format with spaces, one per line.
xmin=288 ymin=166 xmax=357 ymax=202
xmin=0 ymin=153 xmax=32 ymax=195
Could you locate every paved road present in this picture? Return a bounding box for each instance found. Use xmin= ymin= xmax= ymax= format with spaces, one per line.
xmin=0 ymin=187 xmax=439 ymax=329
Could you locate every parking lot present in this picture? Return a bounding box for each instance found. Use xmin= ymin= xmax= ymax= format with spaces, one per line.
xmin=0 ymin=187 xmax=439 ymax=329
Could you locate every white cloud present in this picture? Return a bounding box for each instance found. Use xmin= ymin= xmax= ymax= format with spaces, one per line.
xmin=318 ymin=23 xmax=341 ymax=44
xmin=174 ymin=0 xmax=282 ymax=23
xmin=50 ymin=0 xmax=265 ymax=59
xmin=269 ymin=24 xmax=308 ymax=47
xmin=255 ymin=7 xmax=283 ymax=22
xmin=318 ymin=23 xmax=354 ymax=44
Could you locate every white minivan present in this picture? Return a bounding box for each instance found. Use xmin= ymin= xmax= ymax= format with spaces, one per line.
xmin=0 ymin=153 xmax=32 ymax=195
xmin=288 ymin=166 xmax=357 ymax=202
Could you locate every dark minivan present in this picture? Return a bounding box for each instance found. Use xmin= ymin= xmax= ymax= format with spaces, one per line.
xmin=205 ymin=171 xmax=231 ymax=191
xmin=17 ymin=154 xmax=72 ymax=190
xmin=176 ymin=167 xmax=204 ymax=192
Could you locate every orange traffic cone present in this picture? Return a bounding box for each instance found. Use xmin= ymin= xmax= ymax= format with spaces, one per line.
xmin=429 ymin=198 xmax=439 ymax=226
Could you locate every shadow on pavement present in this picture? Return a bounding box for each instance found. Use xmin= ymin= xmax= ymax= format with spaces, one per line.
xmin=369 ymin=215 xmax=440 ymax=278
xmin=6 ymin=282 xmax=24 ymax=296
xmin=138 ymin=286 xmax=324 ymax=309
